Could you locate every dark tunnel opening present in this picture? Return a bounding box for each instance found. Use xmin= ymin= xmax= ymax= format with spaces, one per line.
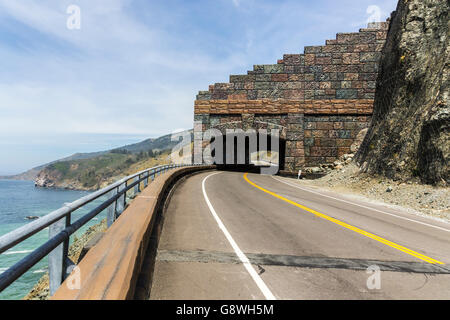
xmin=210 ymin=132 xmax=286 ymax=174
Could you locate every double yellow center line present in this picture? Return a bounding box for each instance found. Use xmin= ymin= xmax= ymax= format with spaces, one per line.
xmin=243 ymin=173 xmax=443 ymax=265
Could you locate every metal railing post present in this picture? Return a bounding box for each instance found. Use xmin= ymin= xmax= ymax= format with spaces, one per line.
xmin=134 ymin=176 xmax=140 ymax=195
xmin=48 ymin=214 xmax=70 ymax=295
xmin=123 ymin=181 xmax=128 ymax=209
xmin=144 ymin=172 xmax=149 ymax=188
xmin=116 ymin=183 xmax=126 ymax=216
xmin=107 ymin=188 xmax=117 ymax=228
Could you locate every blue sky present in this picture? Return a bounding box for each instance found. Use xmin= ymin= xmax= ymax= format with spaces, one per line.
xmin=0 ymin=0 xmax=398 ymax=175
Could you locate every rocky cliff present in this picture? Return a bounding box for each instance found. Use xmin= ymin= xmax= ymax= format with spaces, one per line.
xmin=34 ymin=167 xmax=89 ymax=190
xmin=356 ymin=0 xmax=449 ymax=185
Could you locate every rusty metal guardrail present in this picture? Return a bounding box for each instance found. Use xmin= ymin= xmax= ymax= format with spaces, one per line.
xmin=0 ymin=163 xmax=201 ymax=295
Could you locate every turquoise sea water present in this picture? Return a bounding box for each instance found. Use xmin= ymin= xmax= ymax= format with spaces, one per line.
xmin=0 ymin=179 xmax=107 ymax=300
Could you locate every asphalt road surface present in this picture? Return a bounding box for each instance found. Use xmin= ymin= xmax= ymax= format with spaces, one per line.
xmin=150 ymin=170 xmax=450 ymax=300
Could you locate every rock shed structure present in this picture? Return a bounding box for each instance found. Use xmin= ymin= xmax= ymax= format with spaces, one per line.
xmin=194 ymin=21 xmax=390 ymax=173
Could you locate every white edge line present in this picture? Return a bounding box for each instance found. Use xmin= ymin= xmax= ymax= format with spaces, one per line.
xmin=271 ymin=176 xmax=450 ymax=234
xmin=202 ymin=172 xmax=277 ymax=300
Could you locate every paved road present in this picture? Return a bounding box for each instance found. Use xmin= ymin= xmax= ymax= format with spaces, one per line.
xmin=150 ymin=170 xmax=450 ymax=299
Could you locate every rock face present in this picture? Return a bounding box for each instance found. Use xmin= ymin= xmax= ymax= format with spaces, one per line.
xmin=34 ymin=167 xmax=93 ymax=190
xmin=34 ymin=168 xmax=62 ymax=188
xmin=356 ymin=0 xmax=449 ymax=185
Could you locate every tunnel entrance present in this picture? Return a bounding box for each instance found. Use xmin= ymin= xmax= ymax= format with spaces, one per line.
xmin=211 ymin=131 xmax=286 ymax=173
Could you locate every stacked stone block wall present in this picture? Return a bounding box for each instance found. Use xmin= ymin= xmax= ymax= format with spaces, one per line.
xmin=193 ymin=21 xmax=390 ymax=172
xmin=304 ymin=115 xmax=371 ymax=166
xmin=197 ymin=22 xmax=389 ymax=102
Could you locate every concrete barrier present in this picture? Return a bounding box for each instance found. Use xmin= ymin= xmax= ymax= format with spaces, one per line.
xmin=52 ymin=165 xmax=214 ymax=300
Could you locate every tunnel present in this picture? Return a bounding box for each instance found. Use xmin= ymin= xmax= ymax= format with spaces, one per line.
xmin=209 ymin=131 xmax=286 ymax=173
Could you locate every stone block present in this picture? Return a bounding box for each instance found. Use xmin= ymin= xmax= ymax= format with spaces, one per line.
xmin=352 ymin=81 xmax=364 ymax=89
xmin=230 ymin=75 xmax=255 ymax=83
xmin=305 ymin=82 xmax=319 ymax=90
xmin=359 ymin=73 xmax=377 ymax=81
xmin=342 ymin=53 xmax=360 ymax=64
xmin=285 ymin=82 xmax=303 ymax=89
xmin=284 ymin=90 xmax=304 ymax=100
xmin=336 ymin=33 xmax=361 ymax=44
xmin=304 ymin=137 xmax=315 ymax=147
xmin=197 ymin=93 xmax=212 ymax=100
xmin=319 ymin=82 xmax=332 ymax=89
xmin=254 ymin=82 xmax=272 ymax=90
xmin=247 ymin=90 xmax=257 ymax=100
xmin=288 ymin=123 xmax=303 ymax=131
xmin=312 ymin=130 xmax=326 ymax=138
xmin=291 ymin=148 xmax=305 ymax=157
xmin=272 ymin=74 xmax=289 ymax=82
xmin=353 ymin=44 xmax=370 ymax=52
xmin=344 ymin=73 xmax=359 ymax=80
xmin=212 ymin=90 xmax=229 ymax=100
xmin=323 ymin=65 xmax=339 ymax=73
xmin=317 ymin=138 xmax=336 ymax=147
xmin=316 ymin=56 xmax=332 ymax=65
xmin=284 ymin=65 xmax=295 ymax=74
xmin=287 ymin=113 xmax=303 ymax=124
xmin=315 ymin=73 xmax=331 ymax=82
xmin=316 ymin=122 xmax=334 ymax=130
xmin=365 ymin=81 xmax=377 ymax=89
xmin=253 ymin=65 xmax=265 ymax=73
xmin=305 ymin=54 xmax=315 ymax=65
xmin=336 ymin=89 xmax=358 ymax=99
xmin=304 ymin=46 xmax=322 ymax=54
xmin=214 ymin=83 xmax=233 ymax=90
xmin=344 ymin=122 xmax=359 ymax=130
xmin=323 ymin=45 xmax=340 ymax=53
xmin=360 ymin=52 xmax=381 ymax=62
xmin=283 ymin=54 xmax=305 ymax=65
xmin=288 ymin=74 xmax=304 ymax=81
xmin=264 ymin=64 xmax=284 ymax=74
xmin=357 ymin=32 xmax=377 ymax=43
xmin=255 ymin=74 xmax=272 ymax=82
xmin=287 ymin=131 xmax=304 ymax=141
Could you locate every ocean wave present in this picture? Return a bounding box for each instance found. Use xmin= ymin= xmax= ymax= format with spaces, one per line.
xmin=32 ymin=269 xmax=47 ymax=274
xmin=0 ymin=267 xmax=7 ymax=274
xmin=3 ymin=250 xmax=33 ymax=255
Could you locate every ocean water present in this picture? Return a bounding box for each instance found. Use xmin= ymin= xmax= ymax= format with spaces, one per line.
xmin=0 ymin=179 xmax=107 ymax=300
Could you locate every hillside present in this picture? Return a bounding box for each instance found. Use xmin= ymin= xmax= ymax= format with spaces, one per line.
xmin=3 ymin=130 xmax=193 ymax=182
xmin=114 ymin=130 xmax=193 ymax=154
xmin=35 ymin=150 xmax=171 ymax=191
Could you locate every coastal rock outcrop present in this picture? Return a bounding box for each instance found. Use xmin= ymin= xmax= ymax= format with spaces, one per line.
xmin=356 ymin=0 xmax=449 ymax=185
xmin=34 ymin=168 xmax=62 ymax=188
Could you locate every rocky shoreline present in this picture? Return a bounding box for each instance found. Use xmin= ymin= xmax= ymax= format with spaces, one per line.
xmin=34 ymin=169 xmax=99 ymax=191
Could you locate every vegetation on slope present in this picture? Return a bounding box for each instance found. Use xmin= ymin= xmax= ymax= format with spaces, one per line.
xmin=35 ymin=150 xmax=170 ymax=191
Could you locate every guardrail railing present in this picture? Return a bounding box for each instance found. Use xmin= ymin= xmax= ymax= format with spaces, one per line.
xmin=0 ymin=163 xmax=200 ymax=295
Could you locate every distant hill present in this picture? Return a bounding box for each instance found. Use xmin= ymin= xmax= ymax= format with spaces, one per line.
xmin=2 ymin=129 xmax=193 ymax=181
xmin=110 ymin=130 xmax=193 ymax=154
xmin=34 ymin=151 xmax=169 ymax=190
